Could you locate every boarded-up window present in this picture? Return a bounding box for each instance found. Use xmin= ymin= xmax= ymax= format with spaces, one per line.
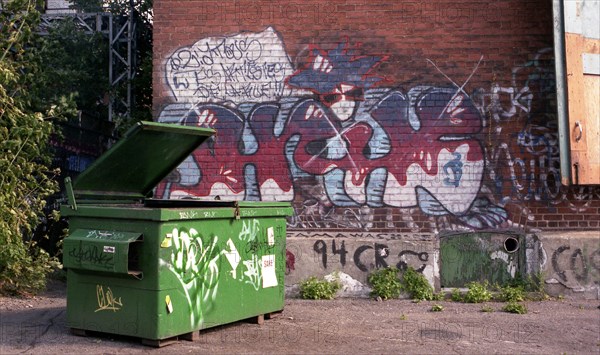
xmin=557 ymin=0 xmax=600 ymax=185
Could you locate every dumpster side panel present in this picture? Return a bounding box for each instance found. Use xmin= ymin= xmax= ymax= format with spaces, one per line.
xmin=156 ymin=214 xmax=287 ymax=336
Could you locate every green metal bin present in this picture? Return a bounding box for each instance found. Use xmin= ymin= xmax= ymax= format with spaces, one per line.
xmin=61 ymin=121 xmax=293 ymax=346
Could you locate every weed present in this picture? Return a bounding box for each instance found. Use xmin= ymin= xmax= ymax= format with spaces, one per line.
xmin=432 ymin=291 xmax=446 ymax=301
xmin=480 ymin=305 xmax=495 ymax=312
xmin=430 ymin=304 xmax=444 ymax=312
xmin=400 ymin=314 xmax=407 ymax=320
xmin=368 ymin=267 xmax=402 ymax=300
xmin=500 ymin=286 xmax=525 ymax=302
xmin=502 ymin=302 xmax=528 ymax=314
xmin=401 ymin=267 xmax=434 ymax=301
xmin=463 ymin=281 xmax=492 ymax=303
xmin=451 ymin=288 xmax=463 ymax=302
xmin=299 ymin=276 xmax=341 ymax=300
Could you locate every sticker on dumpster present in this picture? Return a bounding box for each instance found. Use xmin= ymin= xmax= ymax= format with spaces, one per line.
xmin=267 ymin=227 xmax=275 ymax=246
xmin=165 ymin=295 xmax=173 ymax=314
xmin=161 ymin=233 xmax=172 ymax=248
xmin=262 ymin=255 xmax=277 ymax=288
xmin=224 ymin=239 xmax=240 ymax=278
xmin=103 ymin=246 xmax=115 ymax=254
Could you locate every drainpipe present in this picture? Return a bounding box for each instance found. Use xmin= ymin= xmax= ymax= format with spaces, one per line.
xmin=552 ymin=0 xmax=572 ymax=185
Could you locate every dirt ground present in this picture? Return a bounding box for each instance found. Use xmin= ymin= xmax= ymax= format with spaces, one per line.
xmin=0 ymin=280 xmax=599 ymax=354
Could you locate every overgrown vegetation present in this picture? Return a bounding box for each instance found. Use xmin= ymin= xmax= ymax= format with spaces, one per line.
xmin=299 ymin=275 xmax=341 ymax=300
xmin=368 ymin=267 xmax=436 ymax=301
xmin=368 ymin=267 xmax=403 ymax=300
xmin=430 ymin=304 xmax=444 ymax=312
xmin=499 ymin=286 xmax=525 ymax=303
xmin=463 ymin=281 xmax=493 ymax=303
xmin=502 ymin=302 xmax=528 ymax=314
xmin=401 ymin=267 xmax=434 ymax=301
xmin=0 ymin=0 xmax=72 ymax=294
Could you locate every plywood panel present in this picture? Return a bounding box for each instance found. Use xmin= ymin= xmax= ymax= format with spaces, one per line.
xmin=565 ymin=32 xmax=600 ymax=184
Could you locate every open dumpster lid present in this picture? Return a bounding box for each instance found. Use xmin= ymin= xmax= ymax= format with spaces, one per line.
xmin=71 ymin=121 xmax=215 ymax=201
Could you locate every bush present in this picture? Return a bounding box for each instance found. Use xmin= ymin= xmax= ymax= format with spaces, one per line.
xmin=500 ymin=286 xmax=525 ymax=302
xmin=464 ymin=281 xmax=492 ymax=303
xmin=430 ymin=304 xmax=444 ymax=312
xmin=401 ymin=267 xmax=434 ymax=301
xmin=368 ymin=267 xmax=402 ymax=300
xmin=299 ymin=276 xmax=341 ymax=300
xmin=0 ymin=0 xmax=67 ymax=295
xmin=502 ymin=302 xmax=528 ymax=314
xmin=451 ymin=288 xmax=463 ymax=302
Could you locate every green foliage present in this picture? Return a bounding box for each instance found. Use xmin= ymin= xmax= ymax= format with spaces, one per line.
xmin=368 ymin=267 xmax=402 ymax=300
xmin=502 ymin=302 xmax=528 ymax=314
xmin=0 ymin=0 xmax=67 ymax=294
xmin=451 ymin=288 xmax=463 ymax=302
xmin=401 ymin=267 xmax=434 ymax=301
xmin=31 ymin=20 xmax=109 ymax=121
xmin=430 ymin=304 xmax=444 ymax=312
xmin=299 ymin=276 xmax=341 ymax=300
xmin=480 ymin=305 xmax=495 ymax=313
xmin=500 ymin=286 xmax=525 ymax=303
xmin=432 ymin=291 xmax=445 ymax=301
xmin=463 ymin=281 xmax=492 ymax=303
xmin=70 ymin=0 xmax=154 ymax=126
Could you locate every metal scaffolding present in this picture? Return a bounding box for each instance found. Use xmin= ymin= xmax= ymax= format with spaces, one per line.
xmin=39 ymin=10 xmax=136 ymax=122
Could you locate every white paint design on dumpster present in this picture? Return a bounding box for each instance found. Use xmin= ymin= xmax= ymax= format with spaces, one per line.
xmin=239 ymin=219 xmax=260 ymax=242
xmin=163 ymin=227 xmax=224 ymax=328
xmin=242 ymin=254 xmax=262 ymax=290
xmin=261 ymin=254 xmax=277 ymax=288
xmin=224 ymin=238 xmax=240 ymax=279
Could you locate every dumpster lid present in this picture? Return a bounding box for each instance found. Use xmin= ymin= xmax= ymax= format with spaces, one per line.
xmin=71 ymin=121 xmax=215 ymax=201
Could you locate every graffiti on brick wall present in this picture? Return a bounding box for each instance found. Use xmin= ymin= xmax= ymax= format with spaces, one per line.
xmin=166 ymin=27 xmax=294 ymax=105
xmin=158 ymin=27 xmax=510 ymax=232
xmin=472 ymin=47 xmax=600 ymax=229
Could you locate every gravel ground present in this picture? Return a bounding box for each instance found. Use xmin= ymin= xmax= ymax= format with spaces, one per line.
xmin=1 ymin=280 xmax=599 ymax=354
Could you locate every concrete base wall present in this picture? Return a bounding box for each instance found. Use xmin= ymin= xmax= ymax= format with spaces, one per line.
xmin=539 ymin=231 xmax=600 ymax=300
xmin=284 ymin=231 xmax=600 ymax=299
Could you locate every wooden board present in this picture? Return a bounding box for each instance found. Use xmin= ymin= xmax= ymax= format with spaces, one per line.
xmin=565 ymin=32 xmax=600 ymax=184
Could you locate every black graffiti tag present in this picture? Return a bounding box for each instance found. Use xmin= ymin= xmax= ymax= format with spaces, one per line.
xmin=68 ymin=245 xmax=114 ymax=269
xmin=552 ymin=246 xmax=600 ymax=284
xmin=313 ymin=240 xmax=428 ymax=273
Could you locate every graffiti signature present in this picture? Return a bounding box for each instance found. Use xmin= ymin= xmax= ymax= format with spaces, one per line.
xmin=95 ymin=285 xmax=123 ymax=312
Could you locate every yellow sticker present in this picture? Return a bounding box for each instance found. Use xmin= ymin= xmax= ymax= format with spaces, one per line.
xmin=160 ymin=233 xmax=172 ymax=248
xmin=165 ymin=295 xmax=173 ymax=314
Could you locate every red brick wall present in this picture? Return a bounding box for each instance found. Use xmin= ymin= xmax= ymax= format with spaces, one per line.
xmin=153 ymin=0 xmax=600 ymax=234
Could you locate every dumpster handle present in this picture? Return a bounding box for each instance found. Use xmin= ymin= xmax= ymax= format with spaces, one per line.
xmin=65 ymin=177 xmax=78 ymax=210
xmin=234 ymin=201 xmax=241 ymax=220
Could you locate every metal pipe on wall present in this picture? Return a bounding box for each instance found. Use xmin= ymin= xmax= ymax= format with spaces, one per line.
xmin=552 ymin=0 xmax=572 ymax=186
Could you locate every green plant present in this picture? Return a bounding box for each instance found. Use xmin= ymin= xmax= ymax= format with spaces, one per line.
xmin=500 ymin=286 xmax=525 ymax=302
xmin=299 ymin=276 xmax=341 ymax=300
xmin=368 ymin=267 xmax=402 ymax=300
xmin=433 ymin=291 xmax=445 ymax=301
xmin=463 ymin=281 xmax=492 ymax=303
xmin=451 ymin=288 xmax=463 ymax=302
xmin=430 ymin=304 xmax=444 ymax=312
xmin=401 ymin=267 xmax=434 ymax=301
xmin=0 ymin=0 xmax=69 ymax=295
xmin=502 ymin=302 xmax=528 ymax=314
xmin=399 ymin=314 xmax=407 ymax=320
xmin=480 ymin=305 xmax=495 ymax=313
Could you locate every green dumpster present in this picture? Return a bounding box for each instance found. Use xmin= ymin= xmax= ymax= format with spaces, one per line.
xmin=61 ymin=121 xmax=293 ymax=346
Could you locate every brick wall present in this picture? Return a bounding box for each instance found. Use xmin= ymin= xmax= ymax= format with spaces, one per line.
xmin=153 ymin=0 xmax=600 ymax=235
